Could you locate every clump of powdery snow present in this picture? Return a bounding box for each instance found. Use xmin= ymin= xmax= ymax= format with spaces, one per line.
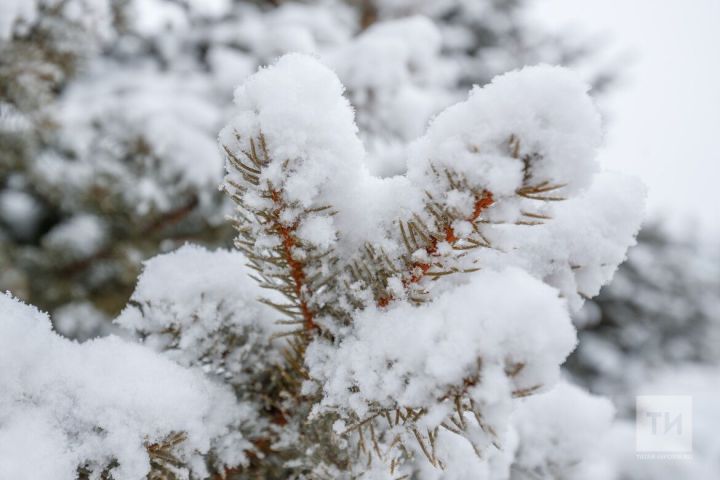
xmin=117 ymin=244 xmax=282 ymax=388
xmin=407 ymin=64 xmax=602 ymax=225
xmin=411 ymin=424 xmax=519 ymax=480
xmin=307 ymin=268 xmax=576 ymax=439
xmin=220 ymin=52 xmax=365 ymax=210
xmin=220 ymin=53 xmax=423 ymax=257
xmin=0 ymin=293 xmax=247 ymax=480
xmin=511 ymin=381 xmax=615 ymax=478
xmin=408 ymin=381 xmax=614 ymax=480
xmin=482 ymin=171 xmax=646 ymax=312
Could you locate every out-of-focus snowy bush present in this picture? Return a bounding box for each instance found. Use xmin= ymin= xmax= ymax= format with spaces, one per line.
xmin=568 ymin=224 xmax=720 ymax=409
xmin=575 ymin=365 xmax=720 ymax=480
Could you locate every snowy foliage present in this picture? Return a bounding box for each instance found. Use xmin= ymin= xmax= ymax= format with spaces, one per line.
xmin=215 ymin=53 xmax=643 ymax=477
xmin=38 ymin=70 xmax=225 ymax=217
xmin=0 ymin=46 xmax=645 ymax=477
xmin=0 ymin=1 xmax=664 ymax=478
xmin=309 ymin=268 xmax=576 ymax=417
xmin=117 ymin=245 xmax=282 ymax=392
xmin=0 ymin=0 xmax=112 ymax=41
xmin=0 ymin=0 xmax=613 ymax=319
xmin=0 ymin=293 xmax=247 ymax=480
xmin=511 ymin=381 xmax=615 ymax=479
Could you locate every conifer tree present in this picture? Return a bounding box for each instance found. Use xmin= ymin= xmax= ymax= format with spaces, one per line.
xmin=0 ymin=0 xmax=614 ymax=331
xmin=1 ymin=53 xmax=644 ymax=479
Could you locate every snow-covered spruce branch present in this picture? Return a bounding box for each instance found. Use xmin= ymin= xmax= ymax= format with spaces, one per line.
xmin=0 ymin=292 xmax=248 ymax=480
xmin=1 ymin=53 xmax=643 ymax=479
xmin=215 ymin=53 xmax=645 ymax=477
xmin=0 ymin=0 xmax=612 ymax=321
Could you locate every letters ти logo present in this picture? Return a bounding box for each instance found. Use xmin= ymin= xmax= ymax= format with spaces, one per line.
xmin=636 ymin=395 xmax=692 ymax=458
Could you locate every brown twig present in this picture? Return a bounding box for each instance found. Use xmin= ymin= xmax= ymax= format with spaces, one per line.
xmin=269 ymin=189 xmax=317 ymax=332
xmin=378 ymin=190 xmax=494 ymax=307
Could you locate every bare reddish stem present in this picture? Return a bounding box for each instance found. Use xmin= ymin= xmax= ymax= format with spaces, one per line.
xmin=270 ymin=190 xmax=316 ymax=332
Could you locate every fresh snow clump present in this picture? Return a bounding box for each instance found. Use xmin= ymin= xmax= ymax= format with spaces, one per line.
xmin=0 ymin=293 xmax=246 ymax=480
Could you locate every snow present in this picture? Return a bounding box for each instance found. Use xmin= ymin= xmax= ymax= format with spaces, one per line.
xmin=296 ymin=215 xmax=338 ymax=250
xmin=0 ymin=0 xmax=38 ymax=39
xmin=408 ymin=64 xmax=602 ymax=201
xmin=488 ymin=171 xmax=646 ymax=312
xmin=222 ymin=53 xmax=366 ymax=210
xmin=0 ymin=189 xmax=44 ymax=241
xmin=411 ymin=381 xmax=615 ymax=480
xmin=308 ymin=267 xmax=577 ymax=457
xmin=217 ymin=53 xmax=645 ymax=475
xmin=117 ymin=244 xmax=282 ymax=385
xmin=44 ymin=214 xmax=107 ymax=260
xmin=0 ymin=0 xmax=112 ymax=40
xmin=0 ymin=293 xmax=246 ymax=480
xmin=512 ymin=381 xmax=615 ymax=478
xmin=221 ymin=56 xmax=630 ymax=269
xmin=40 ymin=67 xmax=225 ymax=216
xmin=1 ymin=5 xmax=654 ymax=475
xmin=223 ymin=52 xmax=643 ymax=441
xmin=220 ymin=53 xmax=379 ymax=259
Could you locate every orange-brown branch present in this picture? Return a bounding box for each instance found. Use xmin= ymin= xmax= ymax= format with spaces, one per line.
xmin=270 ymin=190 xmax=316 ymax=332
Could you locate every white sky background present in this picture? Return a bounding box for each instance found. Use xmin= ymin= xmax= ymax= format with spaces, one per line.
xmin=529 ymin=0 xmax=720 ymax=237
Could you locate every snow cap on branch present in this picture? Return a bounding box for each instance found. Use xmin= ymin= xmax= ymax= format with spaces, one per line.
xmin=117 ymin=244 xmax=282 ymax=383
xmin=511 ymin=381 xmax=615 ymax=477
xmin=0 ymin=293 xmax=246 ymax=480
xmin=408 ymin=64 xmax=602 ymax=201
xmin=308 ymin=268 xmax=576 ymax=419
xmin=221 ymin=53 xmax=365 ymax=210
xmin=220 ymin=53 xmax=423 ymax=254
xmin=508 ymin=172 xmax=646 ymax=311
